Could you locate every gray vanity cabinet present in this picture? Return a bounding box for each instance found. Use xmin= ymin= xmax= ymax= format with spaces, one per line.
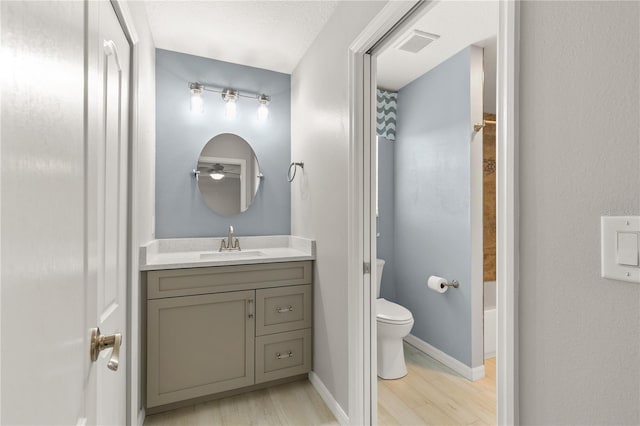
xmin=145 ymin=261 xmax=312 ymax=410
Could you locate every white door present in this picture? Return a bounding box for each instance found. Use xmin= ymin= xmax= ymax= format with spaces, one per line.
xmin=86 ymin=1 xmax=131 ymax=425
xmin=0 ymin=1 xmax=130 ymax=424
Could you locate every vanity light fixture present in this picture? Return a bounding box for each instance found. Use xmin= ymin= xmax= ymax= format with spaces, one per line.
xmin=222 ymin=89 xmax=238 ymax=119
xmin=257 ymin=94 xmax=270 ymax=122
xmin=188 ymin=82 xmax=270 ymax=121
xmin=190 ymin=82 xmax=204 ymax=113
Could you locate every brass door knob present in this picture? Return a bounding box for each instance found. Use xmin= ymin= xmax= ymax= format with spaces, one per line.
xmin=90 ymin=328 xmax=122 ymax=371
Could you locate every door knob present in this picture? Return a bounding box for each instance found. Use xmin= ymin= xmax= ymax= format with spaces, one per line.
xmin=90 ymin=328 xmax=122 ymax=371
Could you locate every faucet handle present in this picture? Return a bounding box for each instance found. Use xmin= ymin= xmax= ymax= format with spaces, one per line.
xmin=229 ymin=225 xmax=234 ymax=233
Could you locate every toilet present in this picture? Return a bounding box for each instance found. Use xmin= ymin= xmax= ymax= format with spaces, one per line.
xmin=376 ymin=259 xmax=414 ymax=379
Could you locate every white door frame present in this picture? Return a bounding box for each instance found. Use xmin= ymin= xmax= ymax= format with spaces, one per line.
xmin=102 ymin=1 xmax=142 ymax=425
xmin=347 ymin=1 xmax=520 ymax=424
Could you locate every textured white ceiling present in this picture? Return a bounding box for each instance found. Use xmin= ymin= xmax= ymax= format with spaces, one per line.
xmin=377 ymin=1 xmax=499 ymax=91
xmin=144 ymin=1 xmax=340 ymax=74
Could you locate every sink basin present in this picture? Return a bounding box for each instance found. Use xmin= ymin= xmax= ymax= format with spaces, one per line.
xmin=199 ymin=250 xmax=264 ymax=260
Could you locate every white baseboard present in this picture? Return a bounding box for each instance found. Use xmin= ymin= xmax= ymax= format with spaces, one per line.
xmin=308 ymin=371 xmax=349 ymax=426
xmin=137 ymin=408 xmax=145 ymax=426
xmin=484 ymin=351 xmax=496 ymax=359
xmin=404 ymin=334 xmax=485 ymax=381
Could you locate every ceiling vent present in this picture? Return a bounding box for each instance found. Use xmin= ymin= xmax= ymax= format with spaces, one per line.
xmin=395 ymin=30 xmax=440 ymax=53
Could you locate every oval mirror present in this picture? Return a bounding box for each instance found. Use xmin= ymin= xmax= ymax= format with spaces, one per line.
xmin=195 ymin=133 xmax=261 ymax=216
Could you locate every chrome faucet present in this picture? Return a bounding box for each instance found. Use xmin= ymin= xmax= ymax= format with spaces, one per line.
xmin=219 ymin=225 xmax=241 ymax=251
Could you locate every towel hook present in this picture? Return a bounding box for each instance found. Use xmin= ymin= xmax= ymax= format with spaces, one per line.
xmin=287 ymin=162 xmax=304 ymax=182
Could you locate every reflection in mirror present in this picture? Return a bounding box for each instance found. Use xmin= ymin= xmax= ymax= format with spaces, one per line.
xmin=196 ymin=133 xmax=261 ymax=216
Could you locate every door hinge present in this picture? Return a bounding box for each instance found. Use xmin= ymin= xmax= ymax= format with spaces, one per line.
xmin=363 ymin=262 xmax=371 ymax=274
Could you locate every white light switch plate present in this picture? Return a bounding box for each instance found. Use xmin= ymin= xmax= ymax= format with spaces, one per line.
xmin=601 ymin=216 xmax=640 ymax=283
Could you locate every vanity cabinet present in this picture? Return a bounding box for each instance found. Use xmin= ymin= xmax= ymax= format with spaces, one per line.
xmin=145 ymin=261 xmax=312 ymax=410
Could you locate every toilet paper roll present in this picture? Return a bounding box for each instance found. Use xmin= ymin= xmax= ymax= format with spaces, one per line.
xmin=428 ymin=276 xmax=448 ymax=294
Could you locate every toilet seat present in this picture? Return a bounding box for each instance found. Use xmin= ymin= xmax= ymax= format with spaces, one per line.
xmin=376 ymin=298 xmax=413 ymax=325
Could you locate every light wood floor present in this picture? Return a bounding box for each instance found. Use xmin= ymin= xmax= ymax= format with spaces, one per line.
xmin=144 ymin=343 xmax=495 ymax=426
xmin=143 ymin=379 xmax=339 ymax=426
xmin=378 ymin=342 xmax=496 ymax=426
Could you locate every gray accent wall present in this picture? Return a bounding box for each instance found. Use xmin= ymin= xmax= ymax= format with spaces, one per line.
xmin=518 ymin=2 xmax=639 ymax=423
xmin=394 ymin=48 xmax=474 ymax=367
xmin=155 ymin=49 xmax=291 ymax=238
xmin=377 ymin=136 xmax=396 ymax=301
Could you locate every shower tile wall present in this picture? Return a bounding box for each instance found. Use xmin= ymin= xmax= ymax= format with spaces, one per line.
xmin=483 ymin=112 xmax=496 ymax=282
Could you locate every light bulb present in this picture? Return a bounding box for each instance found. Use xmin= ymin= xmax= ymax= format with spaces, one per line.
xmin=224 ymin=100 xmax=237 ymax=119
xmin=190 ymin=83 xmax=204 ymax=113
xmin=257 ymin=94 xmax=270 ymax=122
xmin=257 ymin=103 xmax=269 ymax=122
xmin=190 ymin=90 xmax=204 ymax=113
xmin=222 ymin=89 xmax=238 ymax=119
xmin=210 ymin=172 xmax=225 ymax=180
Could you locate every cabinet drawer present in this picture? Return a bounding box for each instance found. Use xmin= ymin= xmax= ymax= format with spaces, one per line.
xmin=147 ymin=261 xmax=312 ymax=299
xmin=256 ymin=285 xmax=311 ymax=336
xmin=255 ymin=329 xmax=311 ymax=384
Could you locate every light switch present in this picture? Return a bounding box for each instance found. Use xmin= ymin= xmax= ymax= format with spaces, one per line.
xmin=601 ymin=216 xmax=640 ymax=283
xmin=617 ymin=232 xmax=639 ymax=266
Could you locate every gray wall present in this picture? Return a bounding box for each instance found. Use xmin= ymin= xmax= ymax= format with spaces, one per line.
xmin=290 ymin=1 xmax=388 ymax=414
xmin=394 ymin=48 xmax=475 ymax=367
xmin=519 ymin=1 xmax=640 ymax=424
xmin=155 ymin=49 xmax=291 ymax=238
xmin=377 ymin=136 xmax=396 ymax=301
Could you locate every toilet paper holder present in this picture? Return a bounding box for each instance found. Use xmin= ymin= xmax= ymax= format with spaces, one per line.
xmin=441 ymin=280 xmax=460 ymax=289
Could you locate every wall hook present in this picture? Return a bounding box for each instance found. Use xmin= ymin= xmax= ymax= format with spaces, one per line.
xmin=287 ymin=162 xmax=304 ymax=182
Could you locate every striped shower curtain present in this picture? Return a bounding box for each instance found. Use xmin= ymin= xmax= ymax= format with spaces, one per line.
xmin=376 ymin=89 xmax=397 ymax=141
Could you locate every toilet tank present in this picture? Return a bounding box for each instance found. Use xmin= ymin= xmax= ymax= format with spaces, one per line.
xmin=376 ymin=259 xmax=385 ymax=298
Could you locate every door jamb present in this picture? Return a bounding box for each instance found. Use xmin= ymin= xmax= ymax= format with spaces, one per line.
xmin=347 ymin=4 xmax=420 ymax=424
xmin=103 ymin=1 xmax=141 ymax=425
xmin=347 ymin=1 xmax=520 ymax=424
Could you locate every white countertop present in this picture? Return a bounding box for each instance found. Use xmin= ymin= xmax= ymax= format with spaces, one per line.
xmin=139 ymin=235 xmax=316 ymax=271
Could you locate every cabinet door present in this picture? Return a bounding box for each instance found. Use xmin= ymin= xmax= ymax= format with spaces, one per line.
xmin=147 ymin=290 xmax=255 ymax=408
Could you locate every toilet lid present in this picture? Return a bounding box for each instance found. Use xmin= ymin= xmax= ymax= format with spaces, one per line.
xmin=376 ymin=299 xmax=413 ymax=324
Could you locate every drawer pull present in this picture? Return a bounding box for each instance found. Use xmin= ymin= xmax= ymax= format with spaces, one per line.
xmin=276 ymin=351 xmax=293 ymax=360
xmin=276 ymin=305 xmax=294 ymax=313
